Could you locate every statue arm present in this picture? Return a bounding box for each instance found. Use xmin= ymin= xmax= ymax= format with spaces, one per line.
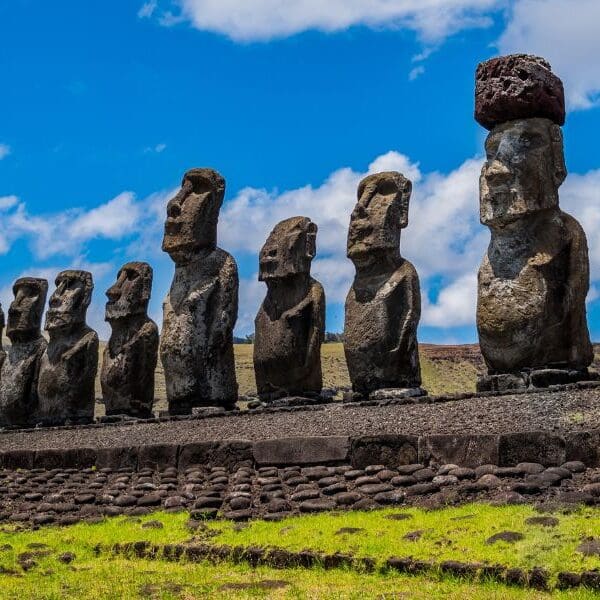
xmin=64 ymin=330 xmax=99 ymax=382
xmin=565 ymin=216 xmax=593 ymax=364
xmin=211 ymin=254 xmax=239 ymax=348
xmin=395 ymin=266 xmax=421 ymax=355
xmin=305 ymin=282 xmax=325 ymax=369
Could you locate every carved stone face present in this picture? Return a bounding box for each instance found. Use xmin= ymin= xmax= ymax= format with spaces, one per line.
xmin=480 ymin=118 xmax=567 ymax=227
xmin=162 ymin=168 xmax=225 ymax=265
xmin=45 ymin=270 xmax=93 ymax=331
xmin=106 ymin=262 xmax=152 ymax=322
xmin=347 ymin=171 xmax=411 ymax=262
xmin=259 ymin=217 xmax=317 ymax=281
xmin=6 ymin=277 xmax=48 ymax=340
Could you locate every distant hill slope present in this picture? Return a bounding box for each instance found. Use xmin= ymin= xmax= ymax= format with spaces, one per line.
xmin=94 ymin=342 xmax=487 ymax=415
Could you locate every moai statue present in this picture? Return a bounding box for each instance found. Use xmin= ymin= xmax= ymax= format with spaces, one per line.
xmin=37 ymin=270 xmax=99 ymax=425
xmin=344 ymin=172 xmax=423 ymax=399
xmin=161 ymin=168 xmax=239 ymax=413
xmin=475 ymin=54 xmax=593 ymax=391
xmin=253 ymin=217 xmax=325 ymax=401
xmin=101 ymin=262 xmax=159 ymax=418
xmin=0 ymin=278 xmax=48 ymax=428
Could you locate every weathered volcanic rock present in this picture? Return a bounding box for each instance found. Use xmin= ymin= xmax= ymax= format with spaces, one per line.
xmin=254 ymin=216 xmax=325 ymax=401
xmin=101 ymin=262 xmax=159 ymax=418
xmin=476 ymin=117 xmax=592 ymax=386
xmin=0 ymin=278 xmax=48 ymax=428
xmin=344 ymin=171 xmax=422 ymax=395
xmin=37 ymin=270 xmax=99 ymax=425
xmin=475 ymin=54 xmax=565 ymax=130
xmin=160 ymin=168 xmax=238 ymax=413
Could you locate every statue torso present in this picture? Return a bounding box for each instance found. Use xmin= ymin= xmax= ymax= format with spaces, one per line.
xmin=477 ymin=213 xmax=572 ymax=370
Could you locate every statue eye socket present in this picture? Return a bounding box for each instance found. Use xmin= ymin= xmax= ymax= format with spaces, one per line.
xmin=125 ymin=270 xmax=138 ymax=280
xmin=376 ymin=180 xmax=397 ymax=196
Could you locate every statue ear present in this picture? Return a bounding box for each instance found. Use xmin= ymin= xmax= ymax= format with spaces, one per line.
xmin=399 ymin=179 xmax=412 ymax=229
xmin=551 ymin=124 xmax=567 ymax=187
xmin=306 ymin=221 xmax=317 ymax=259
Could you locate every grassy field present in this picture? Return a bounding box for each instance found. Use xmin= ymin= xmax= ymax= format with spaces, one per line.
xmin=95 ymin=343 xmax=482 ymax=414
xmin=0 ymin=505 xmax=598 ymax=598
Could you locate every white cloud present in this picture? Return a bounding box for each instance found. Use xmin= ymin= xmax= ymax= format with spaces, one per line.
xmin=560 ymin=169 xmax=600 ymax=276
xmin=0 ymin=144 xmax=11 ymax=160
xmin=221 ymin=151 xmax=486 ymax=333
xmin=3 ymin=151 xmax=600 ymax=339
xmin=0 ymin=196 xmax=18 ymax=211
xmin=153 ymin=0 xmax=502 ymax=43
xmin=2 ymin=192 xmax=143 ymax=260
xmin=144 ymin=143 xmax=167 ymax=154
xmin=0 ymin=259 xmax=116 ymax=340
xmin=498 ymin=0 xmax=600 ymax=110
xmin=222 ymin=153 xmax=600 ymax=336
xmin=138 ymin=0 xmax=158 ymax=18
xmin=422 ymin=272 xmax=477 ymax=327
xmin=409 ymin=65 xmax=426 ymax=81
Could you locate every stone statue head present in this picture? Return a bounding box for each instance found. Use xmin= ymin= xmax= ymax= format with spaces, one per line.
xmin=105 ymin=261 xmax=153 ymax=322
xmin=6 ymin=277 xmax=48 ymax=342
xmin=162 ymin=168 xmax=225 ymax=264
xmin=347 ymin=171 xmax=411 ymax=263
xmin=45 ymin=270 xmax=93 ymax=332
xmin=480 ymin=118 xmax=567 ymax=227
xmin=259 ymin=216 xmax=317 ymax=281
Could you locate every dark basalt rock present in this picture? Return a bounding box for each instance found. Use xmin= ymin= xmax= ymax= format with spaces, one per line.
xmin=160 ymin=169 xmax=238 ymax=413
xmin=475 ymin=54 xmax=565 ymax=130
xmin=344 ymin=172 xmax=422 ymax=396
xmin=253 ymin=216 xmax=325 ymax=402
xmin=0 ymin=278 xmax=48 ymax=428
xmin=101 ymin=262 xmax=159 ymax=418
xmin=37 ymin=270 xmax=98 ymax=426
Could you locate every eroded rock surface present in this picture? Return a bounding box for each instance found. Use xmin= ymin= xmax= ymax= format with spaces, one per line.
xmin=475 ymin=54 xmax=565 ymax=130
xmin=343 ymin=172 xmax=422 ymax=397
xmin=254 ymin=217 xmax=325 ymax=401
xmin=0 ymin=278 xmax=48 ymax=428
xmin=101 ymin=262 xmax=159 ymax=418
xmin=160 ymin=168 xmax=238 ymax=413
xmin=37 ymin=271 xmax=99 ymax=425
xmin=475 ymin=56 xmax=592 ymax=391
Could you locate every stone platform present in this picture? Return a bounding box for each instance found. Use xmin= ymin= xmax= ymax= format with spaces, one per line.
xmin=0 ymin=381 xmax=600 ymax=467
xmin=0 ymin=383 xmax=599 ymax=526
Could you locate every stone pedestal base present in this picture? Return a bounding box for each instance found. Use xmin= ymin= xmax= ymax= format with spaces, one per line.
xmin=369 ymin=387 xmax=428 ymax=401
xmin=477 ymin=368 xmax=597 ymax=393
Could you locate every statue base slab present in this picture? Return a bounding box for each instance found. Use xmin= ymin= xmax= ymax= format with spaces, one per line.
xmin=369 ymin=387 xmax=428 ymax=401
xmin=477 ymin=368 xmax=598 ymax=393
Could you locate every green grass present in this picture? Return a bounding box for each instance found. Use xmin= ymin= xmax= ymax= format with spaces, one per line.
xmin=209 ymin=503 xmax=600 ymax=577
xmin=95 ymin=342 xmax=481 ymax=414
xmin=0 ymin=505 xmax=598 ymax=598
xmin=3 ymin=556 xmax=598 ymax=599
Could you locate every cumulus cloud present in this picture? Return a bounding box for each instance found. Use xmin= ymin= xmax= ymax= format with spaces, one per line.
xmin=0 ymin=259 xmax=116 ymax=339
xmin=138 ymin=0 xmax=158 ymax=18
xmin=221 ymin=151 xmax=486 ymax=333
xmin=147 ymin=0 xmax=501 ymax=43
xmin=3 ymin=151 xmax=600 ymax=339
xmin=144 ymin=143 xmax=167 ymax=154
xmin=2 ymin=192 xmax=143 ymax=260
xmin=0 ymin=144 xmax=11 ymax=160
xmin=498 ymin=0 xmax=600 ymax=109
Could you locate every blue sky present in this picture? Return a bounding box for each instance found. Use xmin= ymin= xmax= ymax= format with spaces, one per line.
xmin=1 ymin=0 xmax=600 ymax=342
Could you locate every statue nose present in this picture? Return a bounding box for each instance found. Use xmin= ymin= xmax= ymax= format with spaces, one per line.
xmin=106 ymin=286 xmax=120 ymax=301
xmin=167 ymin=203 xmax=181 ymax=218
